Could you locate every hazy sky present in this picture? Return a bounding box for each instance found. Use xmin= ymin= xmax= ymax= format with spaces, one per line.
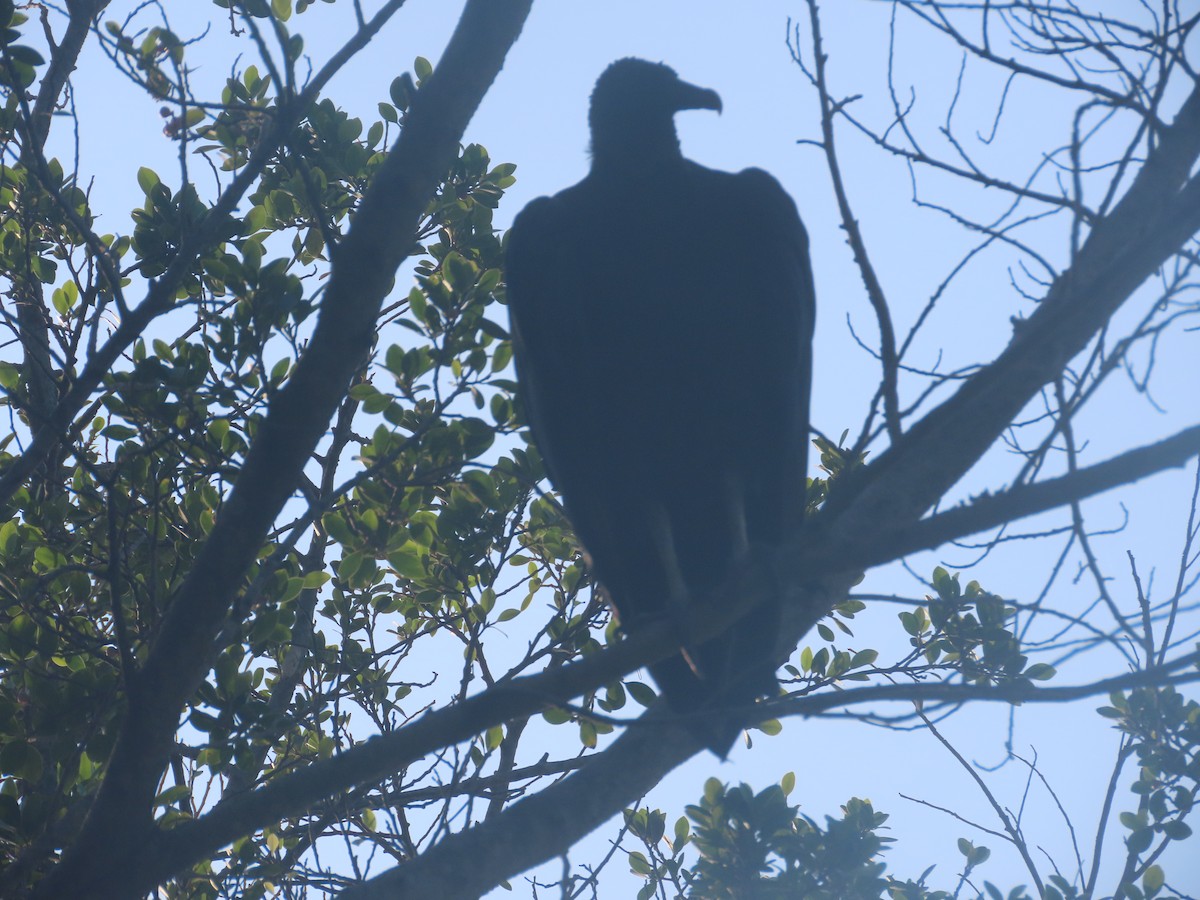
xmin=47 ymin=0 xmax=1199 ymax=893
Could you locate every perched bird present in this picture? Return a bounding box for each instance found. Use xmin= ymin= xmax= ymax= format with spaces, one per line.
xmin=505 ymin=58 xmax=815 ymax=756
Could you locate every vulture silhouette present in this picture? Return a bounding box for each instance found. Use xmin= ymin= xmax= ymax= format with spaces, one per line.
xmin=505 ymin=58 xmax=815 ymax=756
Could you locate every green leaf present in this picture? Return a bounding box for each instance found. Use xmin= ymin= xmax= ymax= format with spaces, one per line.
xmin=269 ymin=357 xmax=291 ymax=384
xmin=52 ymin=284 xmax=77 ymax=315
xmin=30 ymin=255 xmax=57 ymax=283
xmin=1143 ymin=864 xmax=1164 ymax=893
xmin=491 ymin=340 xmax=513 ymax=373
xmin=628 ymin=851 xmax=652 ymax=876
xmin=302 ymin=571 xmax=330 ymax=589
xmin=1024 ymin=663 xmax=1056 ymax=681
xmin=673 ymin=815 xmax=690 ymax=845
xmin=851 ymin=649 xmax=878 ymax=668
xmin=280 ymin=577 xmax=304 ymax=603
xmin=1127 ymin=825 xmax=1154 ymax=854
xmin=154 ymin=785 xmax=191 ymax=807
xmin=627 ymin=680 xmax=657 ymax=707
xmin=102 ymin=424 xmax=138 ymax=440
xmin=0 ymin=520 xmax=17 ymax=555
xmin=389 ymin=73 xmax=414 ymax=109
xmin=0 ymin=741 xmax=44 ymax=781
xmin=812 ymin=647 xmax=829 ymax=674
xmin=137 ymin=167 xmax=160 ymax=194
xmin=387 ymin=545 xmax=426 ymax=580
xmin=485 ymin=725 xmax=503 ymax=751
xmin=1162 ymin=820 xmax=1191 ymax=840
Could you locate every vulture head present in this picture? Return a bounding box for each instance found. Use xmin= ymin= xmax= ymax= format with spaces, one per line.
xmin=588 ymin=58 xmax=722 ymax=167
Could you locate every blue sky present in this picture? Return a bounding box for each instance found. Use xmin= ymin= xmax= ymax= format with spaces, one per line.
xmin=44 ymin=0 xmax=1200 ymax=894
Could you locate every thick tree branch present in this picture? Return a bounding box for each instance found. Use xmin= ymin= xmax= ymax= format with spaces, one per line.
xmin=341 ymin=709 xmax=703 ymax=899
xmin=338 ymin=656 xmax=1200 ymax=897
xmin=31 ymin=1 xmax=108 ymax=148
xmin=29 ymin=2 xmax=533 ymax=897
xmin=136 ymin=575 xmax=757 ymax=886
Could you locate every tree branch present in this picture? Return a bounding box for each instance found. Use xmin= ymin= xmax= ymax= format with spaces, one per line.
xmin=826 ymin=82 xmax=1200 ymax=544
xmin=8 ymin=1 xmax=110 ymax=440
xmin=29 ymin=2 xmax=532 ymax=897
xmin=0 ymin=0 xmax=412 ymax=508
xmin=32 ymin=1 xmax=108 ymax=148
xmin=850 ymin=424 xmax=1200 ymax=569
xmin=340 ymin=709 xmax=703 ymax=899
xmin=138 ymin=587 xmax=735 ymax=886
xmin=802 ymin=0 xmax=903 ymax=443
xmin=769 ymin=651 xmax=1200 ymax=719
xmin=42 ymin=418 xmax=1196 ymax=892
xmin=325 ymin=631 xmax=1200 ymax=898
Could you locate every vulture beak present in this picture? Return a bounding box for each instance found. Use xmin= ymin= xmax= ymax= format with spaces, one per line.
xmin=673 ymin=79 xmax=723 ymax=115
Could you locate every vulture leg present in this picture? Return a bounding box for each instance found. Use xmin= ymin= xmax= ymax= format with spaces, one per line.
xmin=646 ymin=501 xmax=704 ymax=677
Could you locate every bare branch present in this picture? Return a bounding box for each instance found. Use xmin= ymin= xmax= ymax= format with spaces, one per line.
xmin=826 ymin=82 xmax=1200 ymax=542
xmin=794 ymin=3 xmax=904 ymax=443
xmin=838 ymin=424 xmax=1200 ymax=571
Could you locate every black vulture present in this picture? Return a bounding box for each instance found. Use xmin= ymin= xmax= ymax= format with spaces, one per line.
xmin=505 ymin=58 xmax=815 ymax=756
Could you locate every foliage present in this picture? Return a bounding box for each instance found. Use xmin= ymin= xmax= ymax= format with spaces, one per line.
xmin=623 ymin=776 xmax=1030 ymax=900
xmin=0 ymin=3 xmax=574 ymax=892
xmin=0 ymin=1 xmax=1196 ymax=898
